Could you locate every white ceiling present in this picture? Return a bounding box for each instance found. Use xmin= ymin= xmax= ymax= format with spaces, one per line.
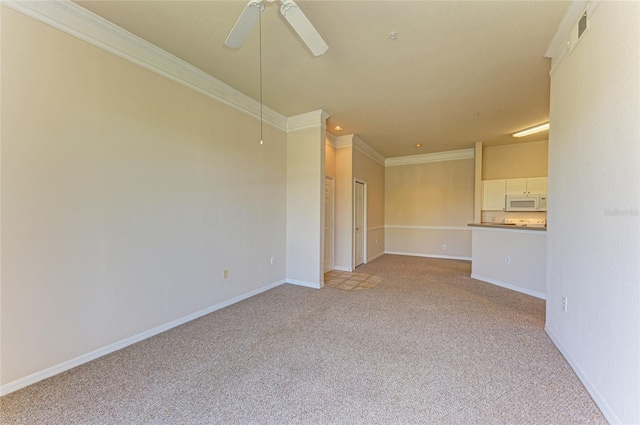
xmin=73 ymin=0 xmax=569 ymax=158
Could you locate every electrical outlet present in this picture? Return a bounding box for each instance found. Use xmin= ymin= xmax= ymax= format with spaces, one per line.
xmin=562 ymin=297 xmax=568 ymax=312
xmin=442 ymin=244 xmax=447 ymax=251
xmin=505 ymin=257 xmax=511 ymax=265
xmin=223 ymin=269 xmax=229 ymax=279
xmin=270 ymin=257 xmax=275 ymax=265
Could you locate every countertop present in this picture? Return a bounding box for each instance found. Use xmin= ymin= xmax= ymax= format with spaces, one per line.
xmin=468 ymin=223 xmax=547 ymax=232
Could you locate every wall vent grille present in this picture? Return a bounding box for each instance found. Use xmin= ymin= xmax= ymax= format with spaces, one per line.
xmin=578 ymin=12 xmax=588 ymax=39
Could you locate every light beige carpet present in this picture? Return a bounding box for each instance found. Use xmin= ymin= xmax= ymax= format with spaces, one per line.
xmin=0 ymin=255 xmax=606 ymax=424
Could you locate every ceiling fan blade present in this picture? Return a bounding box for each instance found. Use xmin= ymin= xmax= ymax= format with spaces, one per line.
xmin=224 ymin=1 xmax=264 ymax=49
xmin=279 ymin=0 xmax=328 ymax=56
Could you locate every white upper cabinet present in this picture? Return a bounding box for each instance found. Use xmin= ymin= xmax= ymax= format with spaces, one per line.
xmin=526 ymin=177 xmax=548 ymax=194
xmin=482 ymin=177 xmax=547 ymax=210
xmin=505 ymin=177 xmax=547 ymax=196
xmin=482 ymin=179 xmax=506 ymax=210
xmin=505 ymin=178 xmax=528 ymax=195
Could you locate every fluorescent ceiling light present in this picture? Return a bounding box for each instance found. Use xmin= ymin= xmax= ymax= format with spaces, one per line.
xmin=512 ymin=122 xmax=549 ymax=138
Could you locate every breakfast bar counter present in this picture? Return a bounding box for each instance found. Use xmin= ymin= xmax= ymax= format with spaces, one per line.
xmin=468 ymin=223 xmax=546 ymax=299
xmin=467 ymin=223 xmax=547 ymax=231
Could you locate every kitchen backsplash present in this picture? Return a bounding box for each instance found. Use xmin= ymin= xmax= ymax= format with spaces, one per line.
xmin=481 ymin=210 xmax=547 ymax=224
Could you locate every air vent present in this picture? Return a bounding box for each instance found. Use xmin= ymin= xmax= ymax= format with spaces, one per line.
xmin=578 ymin=12 xmax=588 ymax=38
xmin=569 ymin=9 xmax=589 ymax=53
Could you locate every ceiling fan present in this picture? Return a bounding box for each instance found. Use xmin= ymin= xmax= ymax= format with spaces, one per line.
xmin=224 ymin=0 xmax=329 ymax=56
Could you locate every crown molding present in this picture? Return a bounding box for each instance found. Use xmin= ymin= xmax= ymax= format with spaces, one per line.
xmin=545 ymin=0 xmax=601 ymax=75
xmin=335 ymin=134 xmax=354 ymax=148
xmin=352 ymin=135 xmax=386 ymax=166
xmin=385 ymin=148 xmax=474 ymax=167
xmin=287 ymin=110 xmax=330 ymax=131
xmin=325 ymin=132 xmax=337 ymax=148
xmin=332 ymin=134 xmax=386 ymax=166
xmin=4 ymin=0 xmax=289 ymax=131
xmin=545 ymin=1 xmax=588 ymax=59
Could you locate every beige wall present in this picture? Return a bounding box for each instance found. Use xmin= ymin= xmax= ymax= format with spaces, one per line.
xmin=286 ymin=124 xmax=325 ymax=288
xmin=545 ymin=2 xmax=639 ymax=423
xmin=482 ymin=140 xmax=548 ymax=180
xmin=334 ymin=145 xmax=353 ymax=270
xmin=353 ymin=146 xmax=385 ymax=261
xmin=1 ymin=7 xmax=287 ymax=387
xmin=325 ymin=137 xmax=336 ymax=178
xmin=385 ymin=158 xmax=474 ymax=259
xmin=386 ymin=159 xmax=474 ymax=226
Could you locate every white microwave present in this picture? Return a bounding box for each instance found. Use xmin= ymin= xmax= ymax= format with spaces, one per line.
xmin=505 ymin=194 xmax=547 ymax=212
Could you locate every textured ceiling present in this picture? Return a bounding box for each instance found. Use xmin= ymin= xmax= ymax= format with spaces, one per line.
xmin=74 ymin=0 xmax=568 ymax=158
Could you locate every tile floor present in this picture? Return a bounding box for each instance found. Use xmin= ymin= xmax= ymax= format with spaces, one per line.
xmin=323 ymin=270 xmax=382 ymax=291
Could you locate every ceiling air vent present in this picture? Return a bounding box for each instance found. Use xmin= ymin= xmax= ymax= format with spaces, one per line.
xmin=569 ymin=10 xmax=589 ymax=53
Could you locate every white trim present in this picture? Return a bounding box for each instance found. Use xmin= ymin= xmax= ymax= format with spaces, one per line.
xmin=367 ymin=226 xmax=384 ymax=232
xmin=332 ymin=134 xmax=386 ymax=166
xmin=470 ymin=274 xmax=546 ymax=300
xmin=0 ymin=278 xmax=286 ymax=396
xmin=335 ymin=134 xmax=354 ymax=148
xmin=386 ymin=225 xmax=471 ymax=231
xmin=385 ymin=251 xmax=471 ymax=262
xmin=325 ymin=132 xmax=337 ymax=148
xmin=353 ymin=178 xmax=367 ymax=268
xmin=548 ymin=43 xmax=570 ymax=77
xmin=545 ymin=0 xmax=601 ymax=76
xmin=286 ymin=279 xmax=323 ymax=289
xmin=288 ymin=110 xmax=330 ymax=131
xmin=333 ymin=266 xmax=352 ymax=272
xmin=545 ymin=0 xmax=589 ymax=59
xmin=352 ymin=135 xmax=386 ymax=166
xmin=2 ymin=0 xmax=291 ymax=131
xmin=544 ymin=326 xmax=618 ymax=425
xmin=385 ymin=148 xmax=474 ymax=167
xmin=352 ymin=143 xmax=385 ymax=167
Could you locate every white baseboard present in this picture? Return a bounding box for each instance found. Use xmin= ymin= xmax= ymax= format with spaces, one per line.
xmin=385 ymin=251 xmax=472 ymax=261
xmin=544 ymin=325 xmax=619 ymax=424
xmin=333 ymin=266 xmax=352 ymax=272
xmin=470 ymin=274 xmax=546 ymax=300
xmin=0 ymin=279 xmax=286 ymax=396
xmin=286 ymin=279 xmax=323 ymax=289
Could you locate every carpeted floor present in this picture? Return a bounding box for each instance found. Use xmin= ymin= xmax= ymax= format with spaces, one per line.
xmin=0 ymin=255 xmax=606 ymax=424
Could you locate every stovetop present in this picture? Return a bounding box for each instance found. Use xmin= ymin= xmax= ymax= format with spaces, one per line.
xmin=503 ymin=218 xmax=546 ymax=227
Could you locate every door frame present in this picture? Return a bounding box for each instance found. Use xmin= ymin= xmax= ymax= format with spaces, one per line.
xmin=353 ymin=178 xmax=367 ymax=269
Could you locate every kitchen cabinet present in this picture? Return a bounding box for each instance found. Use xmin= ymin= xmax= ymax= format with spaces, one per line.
xmin=527 ymin=177 xmax=547 ymax=194
xmin=506 ymin=177 xmax=547 ymax=195
xmin=482 ymin=177 xmax=547 ymax=211
xmin=482 ymin=179 xmax=506 ymax=210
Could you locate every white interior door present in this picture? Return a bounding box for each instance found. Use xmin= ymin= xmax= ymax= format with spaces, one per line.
xmin=324 ymin=177 xmax=334 ymax=273
xmin=354 ymin=181 xmax=365 ymax=267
